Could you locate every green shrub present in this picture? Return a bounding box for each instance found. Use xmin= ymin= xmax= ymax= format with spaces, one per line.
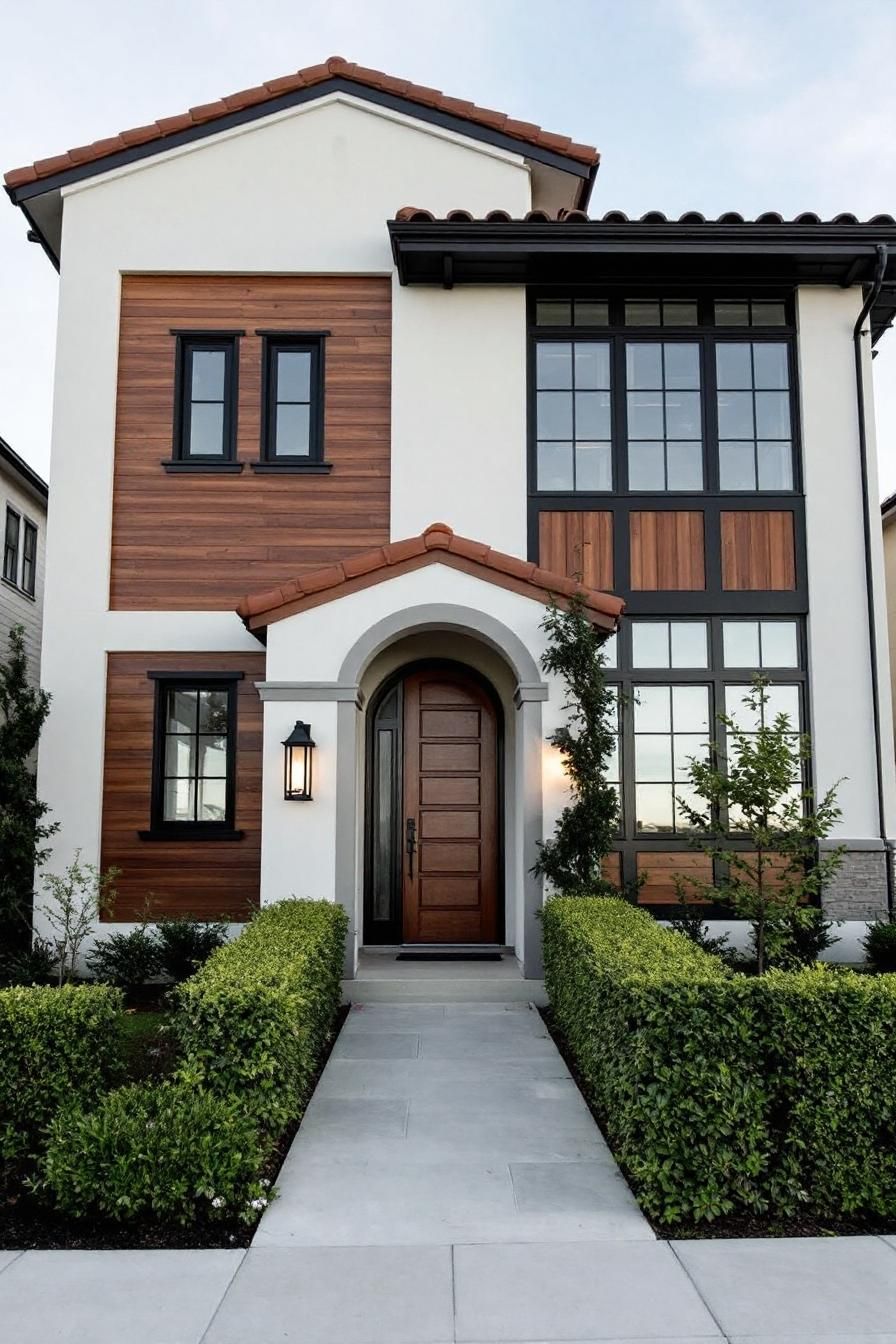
xmin=42 ymin=1081 xmax=269 ymax=1225
xmin=156 ymin=916 xmax=228 ymax=981
xmin=862 ymin=921 xmax=896 ymax=972
xmin=542 ymin=897 xmax=896 ymax=1225
xmin=0 ymin=984 xmax=123 ymax=1162
xmin=173 ymin=898 xmax=347 ymax=1132
xmin=764 ymin=908 xmax=839 ymax=969
xmin=87 ymin=928 xmax=163 ymax=990
xmin=0 ymin=936 xmax=56 ymax=987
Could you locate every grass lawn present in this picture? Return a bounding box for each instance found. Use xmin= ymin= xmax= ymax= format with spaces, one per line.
xmin=118 ymin=1010 xmax=175 ymax=1082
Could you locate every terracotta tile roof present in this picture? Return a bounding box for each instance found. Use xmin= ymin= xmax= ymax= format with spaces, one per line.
xmin=237 ymin=522 xmax=624 ymax=632
xmin=394 ymin=207 xmax=896 ymax=225
xmin=4 ymin=56 xmax=599 ymax=191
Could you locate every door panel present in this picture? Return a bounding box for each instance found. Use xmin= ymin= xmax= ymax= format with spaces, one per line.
xmin=403 ymin=670 xmax=499 ymax=944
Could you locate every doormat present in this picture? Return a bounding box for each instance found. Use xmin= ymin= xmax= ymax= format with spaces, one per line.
xmin=396 ymin=952 xmax=503 ymax=962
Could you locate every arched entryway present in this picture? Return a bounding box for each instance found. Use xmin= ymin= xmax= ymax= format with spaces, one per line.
xmin=364 ymin=660 xmax=503 ymax=946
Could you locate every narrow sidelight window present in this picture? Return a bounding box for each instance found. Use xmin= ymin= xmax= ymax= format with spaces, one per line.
xmin=174 ymin=336 xmax=238 ymax=462
xmin=148 ymin=676 xmax=240 ymax=837
xmin=3 ymin=507 xmax=20 ymax=584
xmin=21 ymin=520 xmax=37 ymax=596
xmin=261 ymin=337 xmax=325 ymax=462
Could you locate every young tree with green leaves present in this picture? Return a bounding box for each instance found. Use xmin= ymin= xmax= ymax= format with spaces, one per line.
xmin=677 ymin=675 xmax=843 ymax=974
xmin=0 ymin=624 xmax=56 ymax=951
xmin=534 ymin=594 xmax=620 ymax=895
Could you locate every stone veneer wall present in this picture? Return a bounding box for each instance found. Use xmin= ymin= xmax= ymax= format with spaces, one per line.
xmin=821 ymin=848 xmax=891 ymax=921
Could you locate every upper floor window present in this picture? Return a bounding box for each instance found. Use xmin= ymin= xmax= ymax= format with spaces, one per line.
xmin=261 ymin=336 xmax=324 ymax=463
xmin=3 ymin=507 xmax=20 ymax=584
xmin=174 ymin=335 xmax=239 ymax=463
xmin=626 ymin=342 xmax=703 ymax=491
xmin=148 ymin=675 xmax=240 ymax=838
xmin=716 ymin=342 xmax=792 ymax=491
xmin=535 ymin=340 xmax=612 ymax=491
xmin=21 ymin=520 xmax=37 ymax=597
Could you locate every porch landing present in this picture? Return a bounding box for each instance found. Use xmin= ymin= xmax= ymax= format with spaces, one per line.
xmin=341 ymin=949 xmax=548 ymax=1003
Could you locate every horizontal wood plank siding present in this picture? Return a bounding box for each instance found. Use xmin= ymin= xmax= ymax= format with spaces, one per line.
xmin=100 ymin=652 xmax=265 ymax=920
xmin=721 ymin=511 xmax=796 ymax=591
xmin=601 ymin=850 xmax=622 ymax=889
xmin=629 ymin=511 xmax=705 ymax=591
xmin=538 ymin=511 xmax=614 ymax=589
xmin=635 ymin=850 xmax=713 ymax=904
xmin=110 ymin=275 xmax=391 ymax=610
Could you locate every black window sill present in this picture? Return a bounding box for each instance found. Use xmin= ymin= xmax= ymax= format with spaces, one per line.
xmin=138 ymin=827 xmax=245 ymax=842
xmin=1 ymin=576 xmax=35 ymax=601
xmin=161 ymin=460 xmax=244 ymax=474
xmin=250 ymin=461 xmax=334 ymax=475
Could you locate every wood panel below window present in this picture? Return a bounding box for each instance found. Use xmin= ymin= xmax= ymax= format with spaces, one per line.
xmin=721 ymin=511 xmax=796 ymax=591
xmin=635 ymin=850 xmax=713 ymax=904
xmin=101 ymin=652 xmax=265 ymax=920
xmin=601 ymin=850 xmax=623 ymax=889
xmin=538 ymin=511 xmax=614 ymax=590
xmin=629 ymin=511 xmax=705 ymax=591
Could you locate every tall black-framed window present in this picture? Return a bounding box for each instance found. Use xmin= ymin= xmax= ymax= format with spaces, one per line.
xmin=142 ymin=673 xmax=243 ymax=841
xmin=3 ymin=506 xmax=20 ymax=584
xmin=534 ymin=339 xmax=612 ymax=491
xmin=21 ymin=520 xmax=37 ymax=597
xmin=170 ymin=333 xmax=240 ymax=469
xmin=256 ymin=333 xmax=328 ymax=473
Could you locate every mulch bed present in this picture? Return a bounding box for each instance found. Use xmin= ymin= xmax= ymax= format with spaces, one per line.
xmin=539 ymin=1005 xmax=896 ymax=1241
xmin=0 ymin=1003 xmax=350 ymax=1250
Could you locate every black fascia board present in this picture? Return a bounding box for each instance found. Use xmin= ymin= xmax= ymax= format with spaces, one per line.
xmin=0 ymin=434 xmax=49 ymax=501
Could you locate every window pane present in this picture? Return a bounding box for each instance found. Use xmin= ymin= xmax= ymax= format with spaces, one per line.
xmin=277 ymin=350 xmax=311 ymax=402
xmin=632 ymin=622 xmax=670 ymax=667
xmin=189 ymin=403 xmax=225 ymax=456
xmin=626 ymin=343 xmax=662 ymax=388
xmin=754 ymin=392 xmax=791 ymax=439
xmin=167 ymin=689 xmax=198 ymax=733
xmin=627 ymin=391 xmax=664 ymax=438
xmin=601 ymin=633 xmax=617 ymax=669
xmin=536 ymin=301 xmax=571 ymax=326
xmin=164 ymin=734 xmax=195 ymax=777
xmin=628 ymin=441 xmax=665 ymax=490
xmin=674 ymin=786 xmax=704 ymax=831
xmin=574 ymin=301 xmax=609 ymax=326
xmin=634 ymin=684 xmax=671 ymax=732
xmin=666 ymin=441 xmax=703 ymax=490
xmin=751 ymin=302 xmax=786 ymax=327
xmin=725 ymin=686 xmax=761 ymax=732
xmin=673 ymin=685 xmax=709 ymax=732
xmin=719 ymin=441 xmax=756 ymax=490
xmin=663 ymin=302 xmax=698 ymax=326
xmin=198 ymin=735 xmax=227 ymax=778
xmin=636 ymin=734 xmax=672 ymax=781
xmin=536 ymin=343 xmax=572 ymax=389
xmin=670 ymin=622 xmax=708 ymax=667
xmin=575 ymin=391 xmax=611 ymax=438
xmin=191 ymin=350 xmax=225 ymax=400
xmin=717 ymin=391 xmax=754 ymax=438
xmin=723 ymin=621 xmax=760 ymax=667
xmin=197 ymin=777 xmax=227 ymax=822
xmin=574 ymin=342 xmax=611 ymax=390
xmin=664 ymin=390 xmax=701 ymax=437
xmin=626 ymin=301 xmax=661 ymax=326
xmin=575 ymin=442 xmax=612 ymax=491
xmin=199 ymin=690 xmax=229 ymax=734
xmin=537 ymin=391 xmax=573 ymax=439
xmin=164 ymin=778 xmax=195 ymax=823
xmin=275 ymin=403 xmax=311 ymax=456
xmin=752 ymin=343 xmax=789 ymax=389
xmin=674 ymin=735 xmax=706 ymax=781
xmin=716 ymin=343 xmax=753 ymax=389
xmin=636 ymin=784 xmax=673 ymax=832
xmin=765 ymin=684 xmax=800 ymax=725
xmin=537 ymin=442 xmax=574 ymax=490
xmin=663 ymin=343 xmax=700 ymax=389
xmin=757 ymin=440 xmax=793 ymax=490
xmin=605 ymin=736 xmax=619 ymax=782
xmin=715 ymin=301 xmax=750 ymax=326
xmin=760 ymin=621 xmax=798 ymax=667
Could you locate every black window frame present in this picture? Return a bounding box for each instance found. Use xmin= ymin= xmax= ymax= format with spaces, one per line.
xmin=3 ymin=506 xmax=20 ymax=585
xmin=167 ymin=332 xmax=242 ymax=473
xmin=254 ymin=332 xmax=330 ymax=474
xmin=141 ymin=672 xmax=244 ymax=842
xmin=20 ymin=519 xmax=37 ymax=597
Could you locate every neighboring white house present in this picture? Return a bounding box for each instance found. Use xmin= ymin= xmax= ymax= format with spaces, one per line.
xmin=5 ymin=56 xmax=896 ymax=975
xmin=0 ymin=433 xmax=47 ymax=686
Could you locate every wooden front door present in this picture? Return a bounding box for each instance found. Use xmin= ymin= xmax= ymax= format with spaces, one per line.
xmin=402 ymin=669 xmax=499 ymax=944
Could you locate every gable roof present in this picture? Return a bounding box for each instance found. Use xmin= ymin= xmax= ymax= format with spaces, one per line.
xmin=4 ymin=56 xmax=599 ymax=195
xmin=0 ymin=434 xmax=48 ymax=504
xmin=237 ymin=522 xmax=624 ymax=634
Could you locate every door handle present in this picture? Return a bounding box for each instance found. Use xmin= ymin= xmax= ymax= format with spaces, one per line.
xmin=406 ymin=818 xmax=417 ymax=879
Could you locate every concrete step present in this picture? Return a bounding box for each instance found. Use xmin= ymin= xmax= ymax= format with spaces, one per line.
xmin=341 ymin=975 xmax=547 ymax=1004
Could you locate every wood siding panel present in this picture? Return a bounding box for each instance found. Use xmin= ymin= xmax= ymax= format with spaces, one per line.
xmin=601 ymin=851 xmax=622 ymax=889
xmin=636 ymin=850 xmax=714 ymax=904
xmin=629 ymin=512 xmax=705 ymax=591
xmin=721 ymin=511 xmax=796 ymax=591
xmin=538 ymin=511 xmax=614 ymax=589
xmin=110 ymin=275 xmax=391 ymax=610
xmin=101 ymin=652 xmax=265 ymax=920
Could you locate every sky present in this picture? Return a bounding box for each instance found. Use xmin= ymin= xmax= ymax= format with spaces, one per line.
xmin=2 ymin=0 xmax=895 ymax=492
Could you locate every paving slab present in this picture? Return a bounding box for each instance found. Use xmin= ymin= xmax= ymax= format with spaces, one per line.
xmin=331 ymin=1030 xmax=419 ymax=1059
xmin=727 ymin=1337 xmax=896 ymax=1344
xmin=0 ymin=1251 xmax=22 ymax=1275
xmin=453 ymin=1241 xmax=722 ymax=1342
xmin=0 ymin=1249 xmax=243 ymax=1344
xmin=203 ymin=1245 xmax=453 ymax=1344
xmin=672 ymin=1236 xmax=896 ymax=1337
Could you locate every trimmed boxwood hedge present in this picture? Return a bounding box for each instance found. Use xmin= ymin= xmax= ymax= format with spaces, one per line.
xmin=542 ymin=898 xmax=896 ymax=1226
xmin=0 ymin=984 xmax=123 ymax=1163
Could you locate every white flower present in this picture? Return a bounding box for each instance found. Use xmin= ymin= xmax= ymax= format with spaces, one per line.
xmin=250 ymin=1197 xmax=268 ymax=1210
xmin=211 ymin=1196 xmax=225 ymax=1209
xmin=260 ymin=1178 xmax=271 ymax=1188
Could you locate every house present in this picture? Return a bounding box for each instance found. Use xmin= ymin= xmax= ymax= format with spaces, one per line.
xmin=0 ymin=433 xmax=47 ymax=686
xmin=5 ymin=56 xmax=896 ymax=977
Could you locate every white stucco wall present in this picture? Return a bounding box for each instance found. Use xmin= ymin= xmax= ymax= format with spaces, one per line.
xmin=798 ymin=286 xmax=896 ymax=841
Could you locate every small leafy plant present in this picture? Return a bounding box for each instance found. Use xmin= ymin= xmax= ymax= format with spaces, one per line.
xmin=862 ymin=921 xmax=896 ymax=973
xmin=0 ymin=936 xmax=56 ymax=987
xmin=38 ymin=853 xmax=120 ymax=984
xmin=667 ymin=878 xmax=730 ymax=957
xmin=87 ymin=928 xmax=163 ymax=991
xmin=156 ymin=916 xmax=228 ymax=982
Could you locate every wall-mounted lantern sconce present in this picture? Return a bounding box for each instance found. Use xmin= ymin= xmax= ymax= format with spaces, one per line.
xmin=282 ymin=721 xmax=315 ymax=800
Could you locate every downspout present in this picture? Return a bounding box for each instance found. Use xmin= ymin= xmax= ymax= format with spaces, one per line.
xmin=852 ymin=242 xmax=895 ymax=917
